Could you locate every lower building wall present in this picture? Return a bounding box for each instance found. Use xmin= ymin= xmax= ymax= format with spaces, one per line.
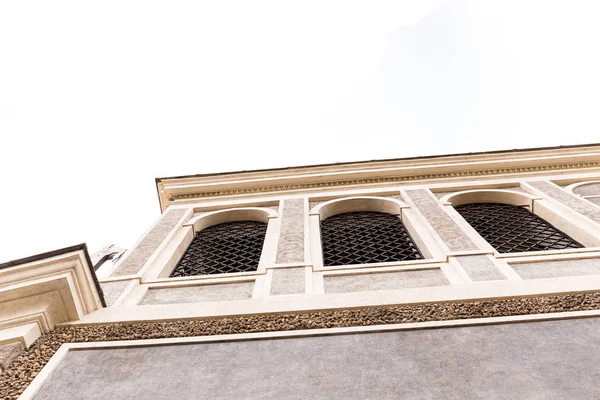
xmin=32 ymin=317 xmax=600 ymax=399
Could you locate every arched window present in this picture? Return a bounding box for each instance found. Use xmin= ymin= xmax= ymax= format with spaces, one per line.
xmin=320 ymin=211 xmax=423 ymax=266
xmin=454 ymin=203 xmax=583 ymax=253
xmin=169 ymin=220 xmax=267 ymax=277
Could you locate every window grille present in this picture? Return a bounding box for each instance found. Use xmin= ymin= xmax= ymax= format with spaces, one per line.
xmin=169 ymin=220 xmax=267 ymax=277
xmin=320 ymin=211 xmax=423 ymax=266
xmin=454 ymin=203 xmax=583 ymax=253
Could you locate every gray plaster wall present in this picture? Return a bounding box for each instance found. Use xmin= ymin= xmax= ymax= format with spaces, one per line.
xmin=455 ymin=255 xmax=506 ymax=281
xmin=270 ymin=267 xmax=306 ymax=295
xmin=111 ymin=208 xmax=188 ymax=277
xmin=324 ymin=269 xmax=448 ymax=294
xmin=33 ymin=317 xmax=600 ymax=399
xmin=99 ymin=280 xmax=132 ymax=307
xmin=275 ymin=198 xmax=305 ymax=264
xmin=139 ymin=282 xmax=254 ymax=305
xmin=511 ymin=258 xmax=600 ymax=279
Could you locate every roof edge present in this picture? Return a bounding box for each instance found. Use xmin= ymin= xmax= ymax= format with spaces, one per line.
xmin=155 ymin=142 xmax=600 ymax=183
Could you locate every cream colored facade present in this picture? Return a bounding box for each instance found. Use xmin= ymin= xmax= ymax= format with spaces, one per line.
xmin=3 ymin=144 xmax=600 ymax=399
xmin=98 ymin=144 xmax=600 ymax=320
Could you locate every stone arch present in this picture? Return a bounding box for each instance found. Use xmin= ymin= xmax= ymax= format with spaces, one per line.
xmin=186 ymin=207 xmax=277 ymax=233
xmin=440 ymin=189 xmax=540 ymax=210
xmin=311 ymin=196 xmax=408 ymax=221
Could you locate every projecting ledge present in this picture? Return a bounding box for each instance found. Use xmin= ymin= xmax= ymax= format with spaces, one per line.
xmin=61 ymin=273 xmax=600 ymax=326
xmin=0 ymin=245 xmax=105 ymax=349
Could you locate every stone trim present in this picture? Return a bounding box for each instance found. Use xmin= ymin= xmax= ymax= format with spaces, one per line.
xmin=3 ymin=291 xmax=600 ymax=399
xmin=110 ymin=208 xmax=188 ymax=277
xmin=529 ymin=180 xmax=600 ymax=224
xmin=405 ymin=189 xmax=478 ymax=252
xmin=275 ymin=199 xmax=305 ymax=264
xmin=169 ymin=162 xmax=600 ymax=200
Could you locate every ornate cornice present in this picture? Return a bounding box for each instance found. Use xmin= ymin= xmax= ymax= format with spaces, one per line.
xmin=169 ymin=161 xmax=600 ymax=201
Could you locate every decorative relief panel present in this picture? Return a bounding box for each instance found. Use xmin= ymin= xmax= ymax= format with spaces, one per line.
xmin=111 ymin=208 xmax=188 ymax=277
xmin=529 ymin=181 xmax=600 ymax=224
xmin=405 ymin=189 xmax=478 ymax=251
xmin=275 ymin=199 xmax=305 ymax=264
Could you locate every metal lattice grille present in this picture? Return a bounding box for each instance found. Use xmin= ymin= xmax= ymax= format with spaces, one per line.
xmin=320 ymin=211 xmax=423 ymax=266
xmin=454 ymin=203 xmax=583 ymax=253
xmin=169 ymin=221 xmax=267 ymax=277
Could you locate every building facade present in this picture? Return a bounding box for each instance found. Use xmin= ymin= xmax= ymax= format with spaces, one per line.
xmin=2 ymin=144 xmax=600 ymax=398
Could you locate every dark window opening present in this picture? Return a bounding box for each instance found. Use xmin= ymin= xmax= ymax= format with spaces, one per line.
xmin=454 ymin=202 xmax=583 ymax=253
xmin=320 ymin=211 xmax=423 ymax=266
xmin=170 ymin=220 xmax=267 ymax=277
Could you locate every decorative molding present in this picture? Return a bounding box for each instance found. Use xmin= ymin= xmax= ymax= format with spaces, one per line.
xmin=0 ymin=249 xmax=104 ymax=324
xmin=169 ymin=162 xmax=600 ymax=201
xmin=0 ymin=245 xmax=104 ymax=380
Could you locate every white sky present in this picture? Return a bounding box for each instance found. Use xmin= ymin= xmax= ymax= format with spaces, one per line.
xmin=1 ymin=0 xmax=599 ymax=263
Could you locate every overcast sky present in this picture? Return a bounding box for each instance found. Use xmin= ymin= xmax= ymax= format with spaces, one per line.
xmin=1 ymin=1 xmax=599 ymax=263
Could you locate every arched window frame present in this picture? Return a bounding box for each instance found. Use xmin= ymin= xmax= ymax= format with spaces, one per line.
xmin=152 ymin=207 xmax=279 ymax=279
xmin=440 ymin=189 xmax=600 ymax=255
xmin=309 ymin=196 xmax=443 ymax=269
